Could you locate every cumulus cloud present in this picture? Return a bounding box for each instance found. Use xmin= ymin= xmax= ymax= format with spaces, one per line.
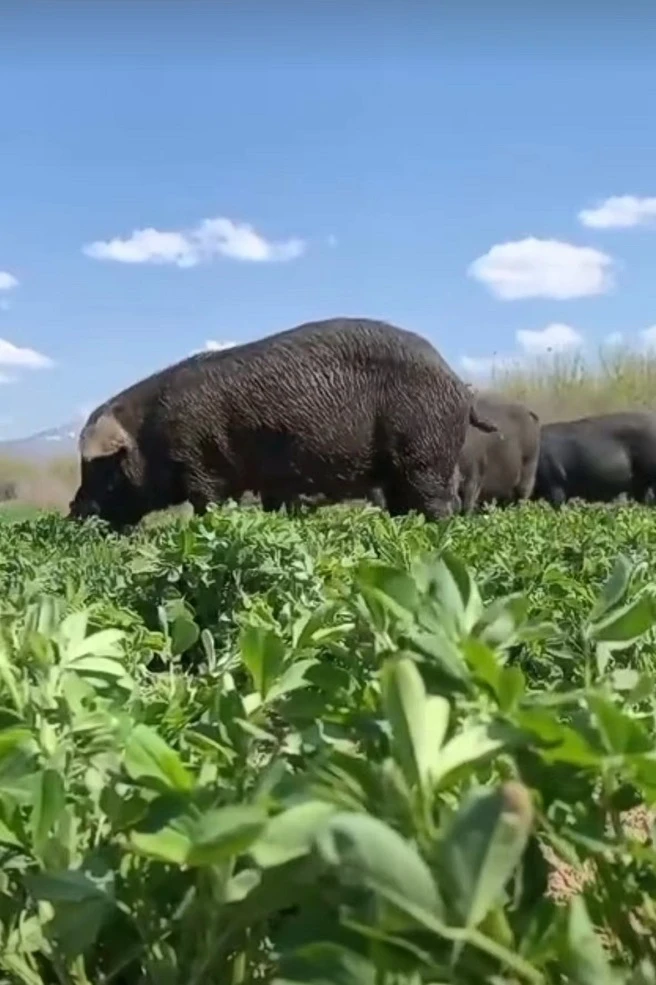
xmin=516 ymin=322 xmax=584 ymax=354
xmin=640 ymin=325 xmax=656 ymax=347
xmin=83 ymin=216 xmax=306 ymax=268
xmin=0 ymin=338 xmax=54 ymax=370
xmin=0 ymin=271 xmax=18 ymax=292
xmin=468 ymin=237 xmax=614 ymax=300
xmin=461 ymin=323 xmax=584 ymax=379
xmin=579 ymin=195 xmax=656 ymax=229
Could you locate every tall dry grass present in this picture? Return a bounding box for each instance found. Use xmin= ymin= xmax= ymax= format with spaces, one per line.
xmin=0 ymin=455 xmax=79 ymax=513
xmin=488 ymin=345 xmax=656 ymax=422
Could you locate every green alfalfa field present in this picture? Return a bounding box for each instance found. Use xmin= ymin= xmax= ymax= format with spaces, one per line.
xmin=3 ymin=351 xmax=656 ymax=984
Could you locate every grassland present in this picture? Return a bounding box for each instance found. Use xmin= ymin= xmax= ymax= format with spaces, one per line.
xmin=3 ymin=350 xmax=656 ymax=984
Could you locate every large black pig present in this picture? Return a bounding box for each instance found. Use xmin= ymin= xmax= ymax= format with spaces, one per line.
xmin=69 ymin=316 xmax=495 ymax=530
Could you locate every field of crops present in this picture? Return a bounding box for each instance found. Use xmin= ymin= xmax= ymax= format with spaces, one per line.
xmin=3 ymin=500 xmax=656 ymax=984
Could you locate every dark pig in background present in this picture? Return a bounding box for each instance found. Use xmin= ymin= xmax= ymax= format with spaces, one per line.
xmin=533 ymin=411 xmax=656 ymax=507
xmin=68 ymin=316 xmax=496 ymax=530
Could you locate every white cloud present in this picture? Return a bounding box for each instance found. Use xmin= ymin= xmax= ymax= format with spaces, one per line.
xmin=640 ymin=325 xmax=656 ymax=347
xmin=0 ymin=338 xmax=54 ymax=370
xmin=189 ymin=339 xmax=238 ymax=356
xmin=468 ymin=237 xmax=614 ymax=300
xmin=516 ymin=322 xmax=584 ymax=354
xmin=0 ymin=271 xmax=18 ymax=292
xmin=461 ymin=323 xmax=585 ymax=380
xmin=579 ymin=195 xmax=656 ymax=229
xmin=83 ymin=216 xmax=306 ymax=268
xmin=203 ymin=339 xmax=237 ymax=352
xmin=604 ymin=331 xmax=624 ymax=347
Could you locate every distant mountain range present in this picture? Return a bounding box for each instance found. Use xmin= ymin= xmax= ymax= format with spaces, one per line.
xmin=0 ymin=421 xmax=81 ymax=460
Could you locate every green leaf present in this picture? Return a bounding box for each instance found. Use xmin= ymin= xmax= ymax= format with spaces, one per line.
xmin=124 ymin=724 xmax=193 ymax=793
xmin=31 ymin=768 xmax=65 ymax=856
xmin=432 ymin=723 xmax=512 ymax=787
xmin=130 ymin=802 xmax=266 ymax=867
xmin=267 ymin=659 xmax=317 ymax=703
xmin=170 ymin=614 xmax=200 ymax=657
xmin=0 ymin=727 xmax=35 ymax=759
xmin=24 ymin=865 xmax=115 ymax=960
xmin=589 ymin=554 xmax=634 ymax=621
xmin=130 ymin=819 xmax=192 ymax=865
xmin=497 ymin=666 xmax=526 ymax=713
xmin=240 ymin=625 xmax=286 ymax=699
xmin=381 ymin=656 xmax=449 ymax=793
xmin=564 ymin=896 xmax=615 ymax=985
xmin=423 ymin=550 xmax=484 ymax=633
xmin=314 ymin=811 xmax=444 ymax=927
xmin=250 ymin=800 xmax=340 ymax=868
xmin=186 ymin=804 xmax=267 ymax=866
xmin=273 ymin=942 xmax=376 ymax=985
xmin=25 ymin=867 xmax=111 ymax=904
xmin=588 ymin=695 xmax=652 ymax=756
xmin=588 ymin=591 xmax=656 ymax=650
xmin=439 ymin=782 xmax=534 ymax=930
xmin=66 ymin=628 xmax=126 ymax=662
xmin=356 ymin=561 xmax=419 ymax=620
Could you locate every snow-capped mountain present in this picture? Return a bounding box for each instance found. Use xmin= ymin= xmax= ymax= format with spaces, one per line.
xmin=0 ymin=421 xmax=81 ymax=460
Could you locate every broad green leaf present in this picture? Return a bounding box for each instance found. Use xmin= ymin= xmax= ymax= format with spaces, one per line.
xmin=432 ymin=723 xmax=512 ymax=787
xmin=24 ymin=865 xmax=115 ymax=960
xmin=273 ymin=942 xmax=377 ymax=985
xmin=588 ymin=592 xmax=656 ymax=650
xmin=24 ymin=596 xmax=64 ymax=639
xmin=250 ymin=800 xmax=340 ymax=868
xmin=124 ymin=724 xmax=193 ymax=793
xmin=439 ymin=782 xmax=534 ymax=931
xmin=497 ymin=666 xmax=526 ymax=713
xmin=381 ymin=656 xmax=449 ymax=793
xmin=589 ymin=554 xmax=634 ymax=621
xmin=0 ymin=727 xmax=35 ymax=759
xmin=314 ymin=811 xmax=444 ymax=927
xmin=267 ymin=658 xmax=317 ymax=703
xmin=404 ymin=626 xmax=472 ymax=688
xmin=66 ymin=628 xmax=125 ymax=662
xmin=225 ymin=867 xmax=261 ymax=902
xmin=130 ymin=821 xmax=192 ymax=865
xmin=240 ymin=625 xmax=286 ymax=699
xmin=64 ymin=656 xmax=129 ymax=681
xmin=588 ymin=695 xmax=652 ymax=756
xmin=31 ymin=768 xmax=65 ymax=855
xmin=170 ymin=615 xmax=199 ymax=657
xmin=186 ymin=804 xmax=267 ymax=866
xmin=424 ymin=550 xmax=484 ymax=633
xmin=356 ymin=561 xmax=419 ymax=621
xmin=0 ymin=817 xmax=22 ymax=847
xmin=564 ymin=896 xmax=615 ymax=985
xmin=25 ymin=867 xmax=112 ymax=904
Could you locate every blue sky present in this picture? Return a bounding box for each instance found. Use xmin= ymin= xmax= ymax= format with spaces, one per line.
xmin=2 ymin=2 xmax=656 ymax=438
